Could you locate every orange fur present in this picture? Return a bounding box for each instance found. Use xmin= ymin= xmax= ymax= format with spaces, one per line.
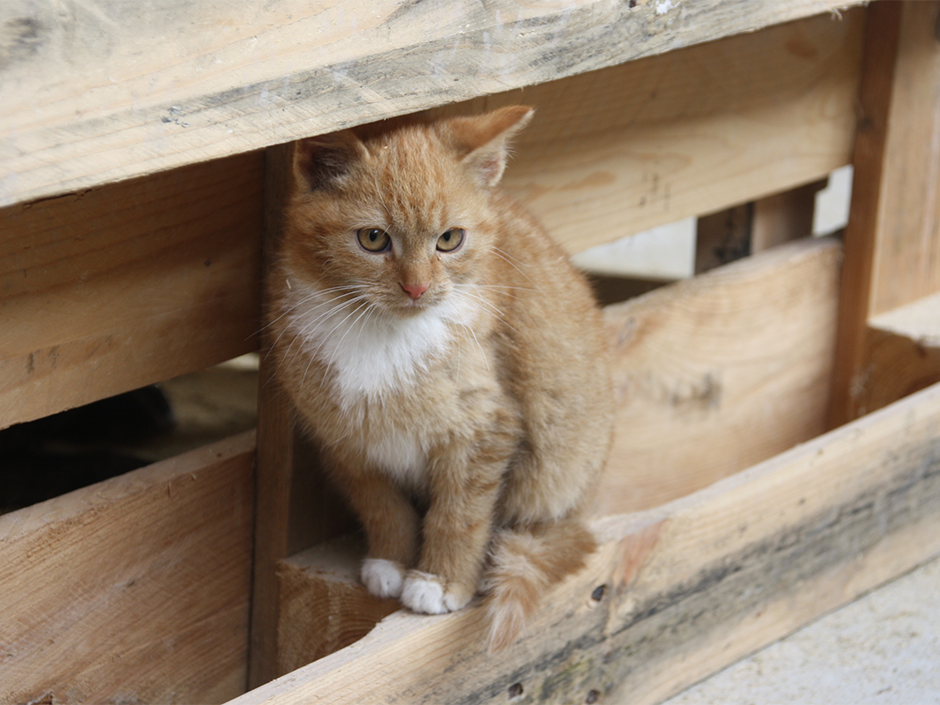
xmin=268 ymin=106 xmax=614 ymax=648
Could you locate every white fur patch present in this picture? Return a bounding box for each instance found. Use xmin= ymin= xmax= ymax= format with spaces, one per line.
xmin=401 ymin=571 xmax=467 ymax=614
xmin=361 ymin=558 xmax=405 ymax=599
xmin=364 ymin=431 xmax=427 ymax=492
xmin=285 ymin=285 xmax=478 ymax=405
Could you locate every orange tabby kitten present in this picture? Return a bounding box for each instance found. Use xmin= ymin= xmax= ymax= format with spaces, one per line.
xmin=269 ymin=106 xmax=614 ymax=650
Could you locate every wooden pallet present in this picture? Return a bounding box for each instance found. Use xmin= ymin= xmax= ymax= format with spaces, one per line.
xmin=3 ymin=1 xmax=940 ymax=703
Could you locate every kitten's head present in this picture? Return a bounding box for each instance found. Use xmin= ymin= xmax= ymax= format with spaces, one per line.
xmin=281 ymin=106 xmax=533 ymax=317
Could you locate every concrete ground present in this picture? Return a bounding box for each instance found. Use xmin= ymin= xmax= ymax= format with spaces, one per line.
xmin=660 ymin=555 xmax=940 ymax=705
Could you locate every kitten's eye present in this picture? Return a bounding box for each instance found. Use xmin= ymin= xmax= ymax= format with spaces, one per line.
xmin=357 ymin=228 xmax=391 ymax=253
xmin=436 ymin=228 xmax=465 ymax=253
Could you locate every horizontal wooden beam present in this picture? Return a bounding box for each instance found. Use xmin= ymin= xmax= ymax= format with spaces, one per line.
xmin=233 ymin=381 xmax=940 ymax=705
xmin=0 ymin=153 xmax=263 ymax=429
xmin=600 ymin=235 xmax=841 ymax=513
xmin=439 ymin=9 xmax=863 ymax=254
xmin=1 ymin=0 xmax=865 ymax=208
xmin=0 ymin=431 xmax=257 ymax=705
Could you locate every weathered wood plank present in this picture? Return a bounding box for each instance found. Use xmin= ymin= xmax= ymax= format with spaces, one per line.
xmin=829 ymin=0 xmax=940 ymax=426
xmin=600 ymin=236 xmax=841 ymax=514
xmin=439 ymin=9 xmax=862 ymax=255
xmin=855 ymin=292 xmax=940 ymax=417
xmin=231 ymin=382 xmax=940 ymax=705
xmin=0 ymin=431 xmax=256 ymax=705
xmin=0 ymin=152 xmax=263 ymax=429
xmin=0 ymin=0 xmax=865 ymax=208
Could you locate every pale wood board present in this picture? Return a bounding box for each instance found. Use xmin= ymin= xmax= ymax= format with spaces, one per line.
xmin=867 ymin=0 xmax=940 ymax=315
xmin=0 ymin=152 xmax=263 ymax=430
xmin=599 ymin=236 xmax=841 ymax=513
xmin=436 ymin=9 xmax=863 ymax=255
xmin=232 ymin=382 xmax=940 ymax=705
xmin=829 ymin=0 xmax=940 ymax=426
xmin=1 ymin=0 xmax=865 ymax=208
xmin=0 ymin=431 xmax=257 ymax=705
xmin=856 ymin=291 xmax=940 ymax=416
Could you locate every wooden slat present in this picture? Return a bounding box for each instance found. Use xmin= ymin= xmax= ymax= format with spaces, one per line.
xmin=829 ymin=0 xmax=940 ymax=426
xmin=0 ymin=0 xmax=866 ymax=209
xmin=0 ymin=152 xmax=263 ymax=429
xmin=599 ymin=236 xmax=841 ymax=514
xmin=231 ymin=381 xmax=940 ymax=705
xmin=855 ymin=292 xmax=940 ymax=417
xmin=435 ymin=9 xmax=863 ymax=255
xmin=0 ymin=431 xmax=256 ymax=705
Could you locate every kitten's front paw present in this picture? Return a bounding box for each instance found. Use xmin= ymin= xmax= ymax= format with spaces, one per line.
xmin=361 ymin=558 xmax=405 ymax=599
xmin=401 ymin=570 xmax=472 ymax=614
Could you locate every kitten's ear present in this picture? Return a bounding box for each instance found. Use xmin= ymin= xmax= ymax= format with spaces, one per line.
xmin=293 ymin=130 xmax=368 ymax=191
xmin=450 ymin=106 xmax=534 ymax=187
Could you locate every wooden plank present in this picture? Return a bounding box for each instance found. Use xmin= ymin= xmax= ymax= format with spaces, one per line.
xmin=0 ymin=152 xmax=264 ymax=430
xmin=0 ymin=0 xmax=866 ymax=208
xmin=750 ymin=179 xmax=827 ymax=253
xmin=276 ymin=534 xmax=399 ymax=677
xmin=828 ymin=0 xmax=940 ymax=426
xmin=694 ymin=204 xmax=751 ymax=274
xmin=230 ymin=381 xmax=940 ymax=705
xmin=0 ymin=431 xmax=256 ymax=705
xmin=599 ymin=236 xmax=841 ymax=514
xmin=435 ymin=9 xmax=863 ymax=255
xmin=249 ymin=145 xmax=357 ymax=687
xmin=855 ymin=292 xmax=940 ymax=417
xmin=867 ymin=1 xmax=940 ymax=315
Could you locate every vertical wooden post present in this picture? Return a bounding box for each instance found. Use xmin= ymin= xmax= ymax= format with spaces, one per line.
xmin=249 ymin=142 xmax=358 ymax=686
xmin=827 ymin=0 xmax=940 ymax=428
xmin=249 ymin=143 xmax=299 ymax=688
xmin=750 ymin=179 xmax=827 ymax=254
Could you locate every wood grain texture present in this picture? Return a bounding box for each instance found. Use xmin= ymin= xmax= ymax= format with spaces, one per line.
xmin=0 ymin=431 xmax=256 ymax=705
xmin=599 ymin=236 xmax=842 ymax=514
xmin=828 ymin=0 xmax=940 ymax=426
xmin=0 ymin=0 xmax=865 ymax=208
xmin=276 ymin=535 xmax=399 ymax=677
xmin=856 ymin=292 xmax=940 ymax=416
xmin=867 ymin=0 xmax=940 ymax=315
xmin=0 ymin=152 xmax=264 ymax=430
xmin=435 ymin=9 xmax=863 ymax=255
xmin=231 ymin=382 xmax=940 ymax=705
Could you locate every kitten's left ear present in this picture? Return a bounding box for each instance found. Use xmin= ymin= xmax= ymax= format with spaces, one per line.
xmin=451 ymin=106 xmax=534 ymax=187
xmin=293 ymin=130 xmax=368 ymax=192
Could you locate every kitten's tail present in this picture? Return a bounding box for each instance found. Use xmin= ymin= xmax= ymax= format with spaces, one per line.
xmin=484 ymin=519 xmax=597 ymax=652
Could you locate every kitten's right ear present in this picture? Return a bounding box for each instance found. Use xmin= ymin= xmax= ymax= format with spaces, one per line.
xmin=293 ymin=131 xmax=367 ymax=191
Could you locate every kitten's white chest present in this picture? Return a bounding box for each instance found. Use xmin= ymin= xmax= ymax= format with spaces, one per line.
xmin=286 ymin=289 xmax=473 ymax=405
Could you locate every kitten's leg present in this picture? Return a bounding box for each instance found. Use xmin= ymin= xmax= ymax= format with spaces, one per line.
xmin=401 ymin=418 xmax=515 ymax=614
xmin=334 ymin=466 xmax=420 ymax=600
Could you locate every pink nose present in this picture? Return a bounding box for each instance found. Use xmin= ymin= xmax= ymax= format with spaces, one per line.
xmin=401 ymin=283 xmax=429 ymax=300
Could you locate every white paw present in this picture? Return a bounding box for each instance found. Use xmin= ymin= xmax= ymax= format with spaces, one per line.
xmin=400 ymin=571 xmax=470 ymax=614
xmin=361 ymin=558 xmax=405 ymax=599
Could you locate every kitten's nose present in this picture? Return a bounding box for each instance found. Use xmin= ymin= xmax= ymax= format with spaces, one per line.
xmin=401 ymin=283 xmax=429 ymax=300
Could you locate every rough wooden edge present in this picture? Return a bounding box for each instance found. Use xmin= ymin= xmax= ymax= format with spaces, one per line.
xmin=1 ymin=0 xmax=866 ymax=207
xmin=855 ymin=291 xmax=940 ymax=416
xmin=1 ymin=431 xmax=257 ymax=705
xmin=228 ymin=381 xmax=940 ymax=704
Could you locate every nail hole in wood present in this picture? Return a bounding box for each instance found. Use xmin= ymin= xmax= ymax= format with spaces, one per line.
xmin=591 ymin=584 xmax=608 ymax=602
xmin=586 ymin=689 xmax=601 ymax=703
xmin=508 ymin=683 xmax=524 ymax=699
